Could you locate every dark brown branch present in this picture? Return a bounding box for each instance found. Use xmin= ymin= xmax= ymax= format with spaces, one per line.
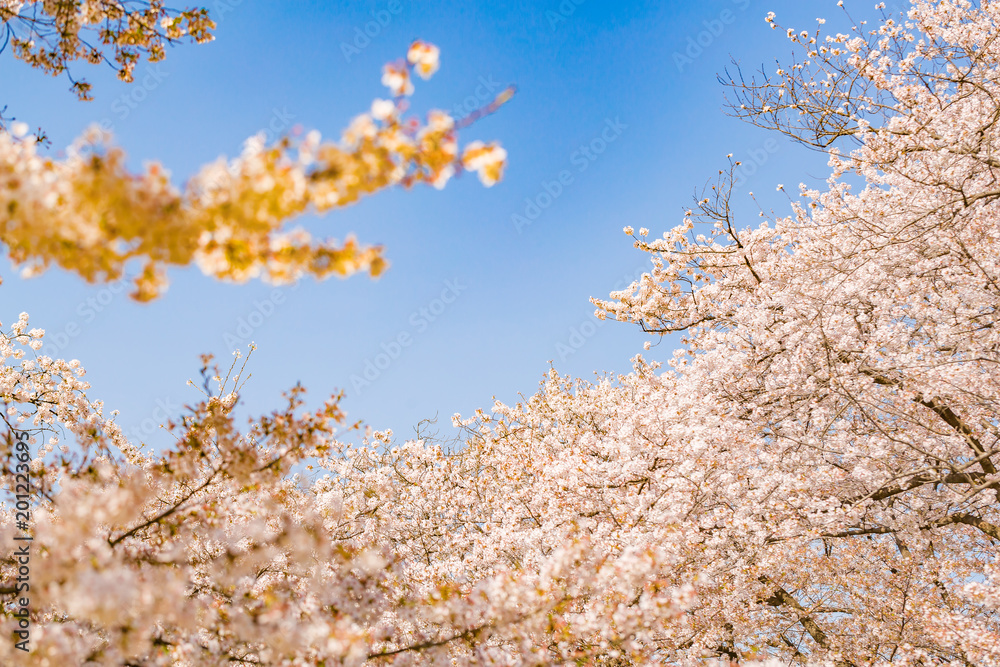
xmin=759 ymin=575 xmax=857 ymax=667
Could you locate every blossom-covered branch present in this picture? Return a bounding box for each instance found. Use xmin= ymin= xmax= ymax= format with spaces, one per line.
xmin=0 ymin=40 xmax=510 ymax=300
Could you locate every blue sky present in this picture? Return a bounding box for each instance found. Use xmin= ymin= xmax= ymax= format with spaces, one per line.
xmin=2 ymin=0 xmax=875 ymax=447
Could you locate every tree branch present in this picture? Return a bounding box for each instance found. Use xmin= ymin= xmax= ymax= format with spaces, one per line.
xmin=759 ymin=575 xmax=857 ymax=667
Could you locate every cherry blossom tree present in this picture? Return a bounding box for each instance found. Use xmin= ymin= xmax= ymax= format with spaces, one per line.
xmin=364 ymin=0 xmax=1000 ymax=661
xmin=586 ymin=0 xmax=1000 ymax=660
xmin=3 ymin=0 xmax=1000 ymax=665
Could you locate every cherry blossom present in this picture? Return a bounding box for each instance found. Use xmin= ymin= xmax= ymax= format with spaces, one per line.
xmin=407 ymin=40 xmax=441 ymax=80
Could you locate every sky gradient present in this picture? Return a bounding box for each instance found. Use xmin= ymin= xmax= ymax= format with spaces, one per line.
xmin=2 ymin=0 xmax=884 ymax=448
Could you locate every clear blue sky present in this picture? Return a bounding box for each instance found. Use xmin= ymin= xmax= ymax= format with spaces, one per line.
xmin=2 ymin=0 xmax=880 ymax=448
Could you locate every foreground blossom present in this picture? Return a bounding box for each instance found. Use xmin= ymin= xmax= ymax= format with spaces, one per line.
xmin=0 ymin=38 xmax=510 ymax=300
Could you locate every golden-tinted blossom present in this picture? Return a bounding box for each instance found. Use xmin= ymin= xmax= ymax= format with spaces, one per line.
xmin=0 ymin=40 xmax=510 ymax=300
